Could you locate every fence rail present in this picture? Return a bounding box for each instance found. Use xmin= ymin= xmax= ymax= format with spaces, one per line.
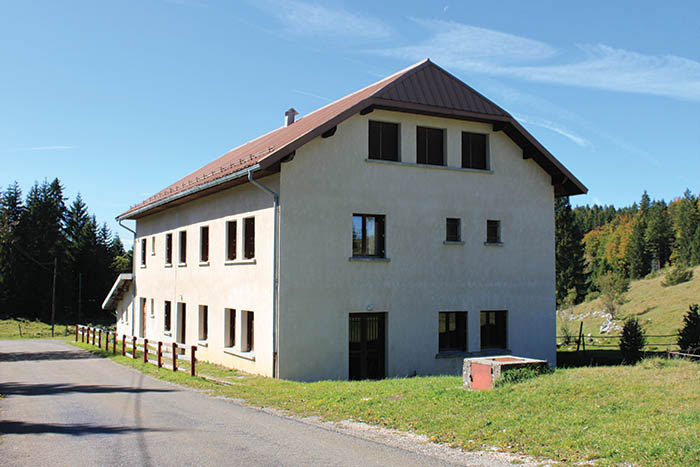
xmin=557 ymin=321 xmax=681 ymax=352
xmin=76 ymin=324 xmax=197 ymax=377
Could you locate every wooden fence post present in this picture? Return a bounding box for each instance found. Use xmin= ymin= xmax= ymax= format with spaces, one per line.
xmin=105 ymin=331 xmax=109 ymax=352
xmin=190 ymin=345 xmax=196 ymax=377
xmin=122 ymin=335 xmax=126 ymax=356
xmin=157 ymin=342 xmax=162 ymax=368
xmin=172 ymin=342 xmax=178 ymax=372
xmin=143 ymin=339 xmax=149 ymax=363
xmin=113 ymin=333 xmax=117 ymax=355
xmin=75 ymin=325 xmax=78 ymax=342
xmin=98 ymin=329 xmax=102 ymax=348
xmin=132 ymin=336 xmax=137 ymax=359
xmin=92 ymin=328 xmax=96 ymax=345
xmin=576 ymin=322 xmax=583 ymax=352
xmin=81 ymin=327 xmax=85 ymax=343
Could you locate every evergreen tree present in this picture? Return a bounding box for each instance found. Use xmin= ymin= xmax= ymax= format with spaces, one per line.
xmin=672 ymin=189 xmax=699 ymax=265
xmin=626 ymin=192 xmax=652 ymax=279
xmin=645 ymin=201 xmax=673 ymax=272
xmin=555 ymin=196 xmax=587 ymax=305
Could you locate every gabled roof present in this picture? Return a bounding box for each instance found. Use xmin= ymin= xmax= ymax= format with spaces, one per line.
xmin=119 ymin=59 xmax=586 ymax=220
xmin=102 ymin=273 xmax=133 ymax=311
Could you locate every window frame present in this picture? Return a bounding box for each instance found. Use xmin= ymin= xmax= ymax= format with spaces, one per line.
xmin=368 ymin=120 xmax=400 ymax=162
xmin=165 ymin=233 xmax=173 ymax=265
xmin=179 ymin=230 xmax=187 ymax=264
xmin=224 ymin=308 xmax=236 ymax=348
xmin=244 ymin=217 xmax=255 ymax=260
xmin=480 ymin=310 xmax=507 ymax=350
xmin=164 ymin=301 xmax=172 ymax=332
xmin=446 ymin=218 xmax=461 ymax=242
xmin=151 ymin=236 xmax=156 ymax=256
xmin=416 ymin=126 xmax=445 ymax=166
xmin=245 ymin=311 xmax=254 ymax=352
xmin=140 ymin=238 xmax=147 ymax=266
xmin=226 ymin=220 xmax=237 ymax=261
xmin=200 ymin=225 xmax=209 ymax=263
xmin=439 ymin=311 xmax=468 ymax=352
xmin=352 ymin=214 xmax=386 ymax=258
xmin=199 ymin=305 xmax=208 ymax=341
xmin=461 ymin=132 xmax=489 ymax=170
xmin=486 ymin=220 xmax=501 ymax=244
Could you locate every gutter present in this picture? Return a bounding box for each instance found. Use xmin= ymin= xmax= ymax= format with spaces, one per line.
xmin=118 ymin=218 xmax=137 ymax=337
xmin=247 ymin=170 xmax=280 ymax=379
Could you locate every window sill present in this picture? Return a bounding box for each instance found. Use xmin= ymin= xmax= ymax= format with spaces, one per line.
xmin=366 ymin=158 xmax=493 ymax=174
xmin=165 ymin=263 xmax=173 ymax=268
xmin=443 ymin=240 xmax=464 ymax=245
xmin=348 ymin=256 xmax=390 ymax=263
xmin=223 ymin=348 xmax=256 ymax=361
xmin=224 ymin=258 xmax=256 ymax=266
xmin=484 ymin=242 xmax=504 ymax=247
xmin=197 ymin=340 xmax=208 ymax=348
xmin=140 ymin=265 xmax=147 ymax=269
xmin=435 ymin=349 xmax=512 ymax=359
xmin=164 ymin=331 xmax=172 ymax=337
xmin=435 ymin=350 xmax=470 ymax=359
xmin=178 ymin=263 xmax=187 ymax=267
xmin=199 ymin=261 xmax=210 ymax=267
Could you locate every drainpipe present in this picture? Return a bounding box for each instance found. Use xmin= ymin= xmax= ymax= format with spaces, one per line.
xmin=118 ymin=218 xmax=136 ymax=338
xmin=247 ymin=170 xmax=280 ymax=378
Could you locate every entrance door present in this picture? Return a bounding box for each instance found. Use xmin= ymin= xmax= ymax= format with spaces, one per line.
xmin=349 ymin=313 xmax=386 ymax=380
xmin=177 ymin=303 xmax=186 ymax=344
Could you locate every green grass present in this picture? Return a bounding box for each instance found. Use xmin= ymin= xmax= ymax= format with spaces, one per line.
xmin=70 ymin=340 xmax=700 ymax=466
xmin=0 ymin=318 xmax=73 ymax=339
xmin=558 ymin=264 xmax=700 ymax=351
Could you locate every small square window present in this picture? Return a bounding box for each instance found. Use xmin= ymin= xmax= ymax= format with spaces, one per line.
xmin=417 ymin=126 xmax=445 ymax=166
xmin=439 ymin=312 xmax=467 ymax=352
xmin=462 ymin=132 xmax=488 ymax=170
xmin=368 ymin=121 xmax=399 ymax=161
xmin=480 ymin=310 xmax=507 ymax=349
xmin=486 ymin=220 xmax=500 ymax=244
xmin=200 ymin=226 xmax=209 ymax=263
xmin=352 ymin=214 xmax=386 ymax=258
xmin=446 ymin=218 xmax=461 ymax=242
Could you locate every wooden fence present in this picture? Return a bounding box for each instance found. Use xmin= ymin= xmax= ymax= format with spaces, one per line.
xmin=557 ymin=322 xmax=680 ymax=352
xmin=76 ymin=324 xmax=197 ymax=377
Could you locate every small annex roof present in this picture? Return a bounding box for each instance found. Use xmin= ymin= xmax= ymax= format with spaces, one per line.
xmin=102 ymin=273 xmax=133 ymax=311
xmin=119 ymin=59 xmax=586 ymax=220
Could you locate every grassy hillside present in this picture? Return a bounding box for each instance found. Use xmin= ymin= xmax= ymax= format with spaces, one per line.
xmin=0 ymin=318 xmax=73 ymax=339
xmin=558 ymin=264 xmax=700 ymax=349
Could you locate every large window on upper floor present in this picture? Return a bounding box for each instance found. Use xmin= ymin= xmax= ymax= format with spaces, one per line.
xmin=165 ymin=233 xmax=173 ymax=265
xmin=244 ymin=217 xmax=255 ymax=259
xmin=226 ymin=220 xmax=237 ymax=261
xmin=462 ymin=132 xmax=488 ymax=170
xmin=200 ymin=226 xmax=209 ymax=263
xmin=179 ymin=230 xmax=187 ymax=264
xmin=368 ymin=120 xmax=399 ymax=161
xmin=352 ymin=214 xmax=385 ymax=258
xmin=140 ymin=238 xmax=146 ymax=267
xmin=416 ymin=126 xmax=444 ymax=166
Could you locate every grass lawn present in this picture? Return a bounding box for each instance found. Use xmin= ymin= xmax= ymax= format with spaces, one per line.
xmin=69 ymin=340 xmax=700 ymax=466
xmin=0 ymin=318 xmax=73 ymax=339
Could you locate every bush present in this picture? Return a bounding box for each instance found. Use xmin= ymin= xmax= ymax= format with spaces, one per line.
xmin=494 ymin=365 xmax=553 ymax=387
xmin=559 ymin=322 xmax=573 ymax=345
xmin=619 ymin=317 xmax=646 ymax=364
xmin=597 ymin=271 xmax=630 ymax=317
xmin=661 ymin=264 xmax=693 ymax=287
xmin=678 ymin=304 xmax=700 ymax=354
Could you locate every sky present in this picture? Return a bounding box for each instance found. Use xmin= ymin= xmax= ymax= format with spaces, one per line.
xmin=2 ymin=1 xmax=699 ymax=244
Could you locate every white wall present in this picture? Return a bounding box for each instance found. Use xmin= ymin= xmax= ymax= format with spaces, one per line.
xmin=278 ymin=110 xmax=556 ymax=381
xmin=129 ymin=177 xmax=278 ymax=376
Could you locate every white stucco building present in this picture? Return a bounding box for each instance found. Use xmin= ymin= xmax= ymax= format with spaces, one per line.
xmin=104 ymin=59 xmax=586 ymax=381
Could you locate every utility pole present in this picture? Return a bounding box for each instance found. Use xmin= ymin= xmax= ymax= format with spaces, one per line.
xmin=78 ymin=273 xmax=82 ymax=325
xmin=51 ymin=257 xmax=57 ymax=337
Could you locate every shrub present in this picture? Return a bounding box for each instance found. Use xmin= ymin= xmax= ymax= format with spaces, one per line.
xmin=597 ymin=271 xmax=630 ymax=317
xmin=678 ymin=304 xmax=700 ymax=354
xmin=619 ymin=317 xmax=646 ymax=364
xmin=661 ymin=264 xmax=693 ymax=287
xmin=494 ymin=365 xmax=553 ymax=387
xmin=559 ymin=322 xmax=573 ymax=346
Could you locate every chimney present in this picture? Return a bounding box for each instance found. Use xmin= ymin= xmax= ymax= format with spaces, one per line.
xmin=285 ymin=108 xmax=298 ymax=127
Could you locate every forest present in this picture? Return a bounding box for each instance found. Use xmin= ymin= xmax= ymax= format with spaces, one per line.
xmin=0 ymin=179 xmax=131 ymax=325
xmin=556 ymin=189 xmax=700 ymax=307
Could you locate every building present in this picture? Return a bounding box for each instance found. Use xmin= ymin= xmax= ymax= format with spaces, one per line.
xmin=103 ymin=59 xmax=586 ymax=381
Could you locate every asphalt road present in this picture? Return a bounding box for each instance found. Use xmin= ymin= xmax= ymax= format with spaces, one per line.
xmin=0 ymin=339 xmax=519 ymax=467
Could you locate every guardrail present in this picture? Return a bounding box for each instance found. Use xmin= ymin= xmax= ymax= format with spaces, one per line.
xmin=76 ymin=324 xmax=197 ymax=377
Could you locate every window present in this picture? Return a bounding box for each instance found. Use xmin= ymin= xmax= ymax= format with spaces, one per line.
xmin=200 ymin=226 xmax=209 ymax=263
xmin=244 ymin=217 xmax=255 ymax=259
xmin=199 ymin=305 xmax=208 ymax=341
xmin=481 ymin=310 xmax=507 ymax=349
xmin=164 ymin=301 xmax=172 ymax=332
xmin=439 ymin=312 xmax=467 ymax=352
xmin=446 ymin=218 xmax=461 ymax=242
xmin=417 ymin=126 xmax=444 ymax=166
xmin=486 ymin=220 xmax=501 ymax=244
xmin=225 ymin=308 xmax=236 ymax=348
xmin=368 ymin=120 xmax=399 ymax=161
xmin=226 ymin=221 xmax=237 ymax=261
xmin=462 ymin=132 xmax=488 ymax=170
xmin=352 ymin=214 xmax=385 ymax=258
xmin=245 ymin=311 xmax=254 ymax=352
xmin=150 ymin=298 xmax=154 ymax=317
xmin=140 ymin=238 xmax=146 ymax=266
xmin=179 ymin=230 xmax=187 ymax=264
xmin=165 ymin=233 xmax=173 ymax=265
xmin=151 ymin=236 xmax=156 ymax=255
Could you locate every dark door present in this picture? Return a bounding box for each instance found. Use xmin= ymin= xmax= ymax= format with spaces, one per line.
xmin=349 ymin=313 xmax=386 ymax=380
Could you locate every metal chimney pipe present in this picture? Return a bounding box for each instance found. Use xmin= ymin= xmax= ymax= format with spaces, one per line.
xmin=285 ymin=108 xmax=298 ymax=127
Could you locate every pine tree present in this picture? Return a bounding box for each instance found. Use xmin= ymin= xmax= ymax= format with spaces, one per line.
xmin=672 ymin=189 xmax=699 ymax=265
xmin=555 ymin=196 xmax=587 ymax=305
xmin=645 ymin=201 xmax=673 ymax=272
xmin=626 ymin=192 xmax=652 ymax=279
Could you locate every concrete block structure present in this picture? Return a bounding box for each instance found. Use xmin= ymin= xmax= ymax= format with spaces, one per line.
xmin=103 ymin=59 xmax=586 ymax=381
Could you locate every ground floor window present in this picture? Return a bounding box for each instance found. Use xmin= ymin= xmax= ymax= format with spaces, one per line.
xmin=244 ymin=311 xmax=254 ymax=352
xmin=177 ymin=302 xmax=186 ymax=344
xmin=439 ymin=311 xmax=467 ymax=352
xmin=480 ymin=310 xmax=507 ymax=349
xmin=225 ymin=309 xmax=235 ymax=348
xmin=199 ymin=305 xmax=208 ymax=341
xmin=164 ymin=301 xmax=171 ymax=332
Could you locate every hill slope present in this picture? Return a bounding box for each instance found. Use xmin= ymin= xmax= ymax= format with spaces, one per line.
xmin=557 ymin=264 xmax=700 ymax=348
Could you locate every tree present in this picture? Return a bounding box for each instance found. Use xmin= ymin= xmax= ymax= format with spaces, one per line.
xmin=555 ymin=196 xmax=587 ymax=305
xmin=626 ymin=193 xmax=652 ymax=279
xmin=645 ymin=201 xmax=673 ymax=271
xmin=619 ymin=317 xmax=646 ymax=364
xmin=596 ymin=271 xmax=629 ymax=318
xmin=671 ymin=189 xmax=699 ymax=265
xmin=677 ymin=304 xmax=700 ymax=354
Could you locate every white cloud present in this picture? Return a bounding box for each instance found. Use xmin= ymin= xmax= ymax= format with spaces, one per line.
xmin=515 ymin=115 xmax=592 ymax=148
xmin=253 ymin=1 xmax=392 ymax=40
xmin=375 ymin=20 xmax=700 ymax=102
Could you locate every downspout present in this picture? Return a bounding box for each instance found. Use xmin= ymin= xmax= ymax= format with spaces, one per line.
xmin=247 ymin=170 xmax=280 ymax=378
xmin=118 ymin=218 xmax=136 ymax=338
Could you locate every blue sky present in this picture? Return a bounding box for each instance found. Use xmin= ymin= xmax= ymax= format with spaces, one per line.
xmin=2 ymin=1 xmax=699 ymax=243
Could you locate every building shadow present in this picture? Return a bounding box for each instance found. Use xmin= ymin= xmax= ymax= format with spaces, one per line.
xmin=0 ymin=350 xmax=101 ymax=363
xmin=0 ymin=420 xmax=171 ymax=436
xmin=0 ymin=382 xmax=176 ymax=397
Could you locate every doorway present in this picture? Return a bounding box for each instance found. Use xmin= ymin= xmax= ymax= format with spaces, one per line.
xmin=349 ymin=313 xmax=386 ymax=380
xmin=177 ymin=303 xmax=186 ymax=344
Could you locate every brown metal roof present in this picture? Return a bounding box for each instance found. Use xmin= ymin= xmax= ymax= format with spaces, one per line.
xmin=119 ymin=59 xmax=585 ymax=220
